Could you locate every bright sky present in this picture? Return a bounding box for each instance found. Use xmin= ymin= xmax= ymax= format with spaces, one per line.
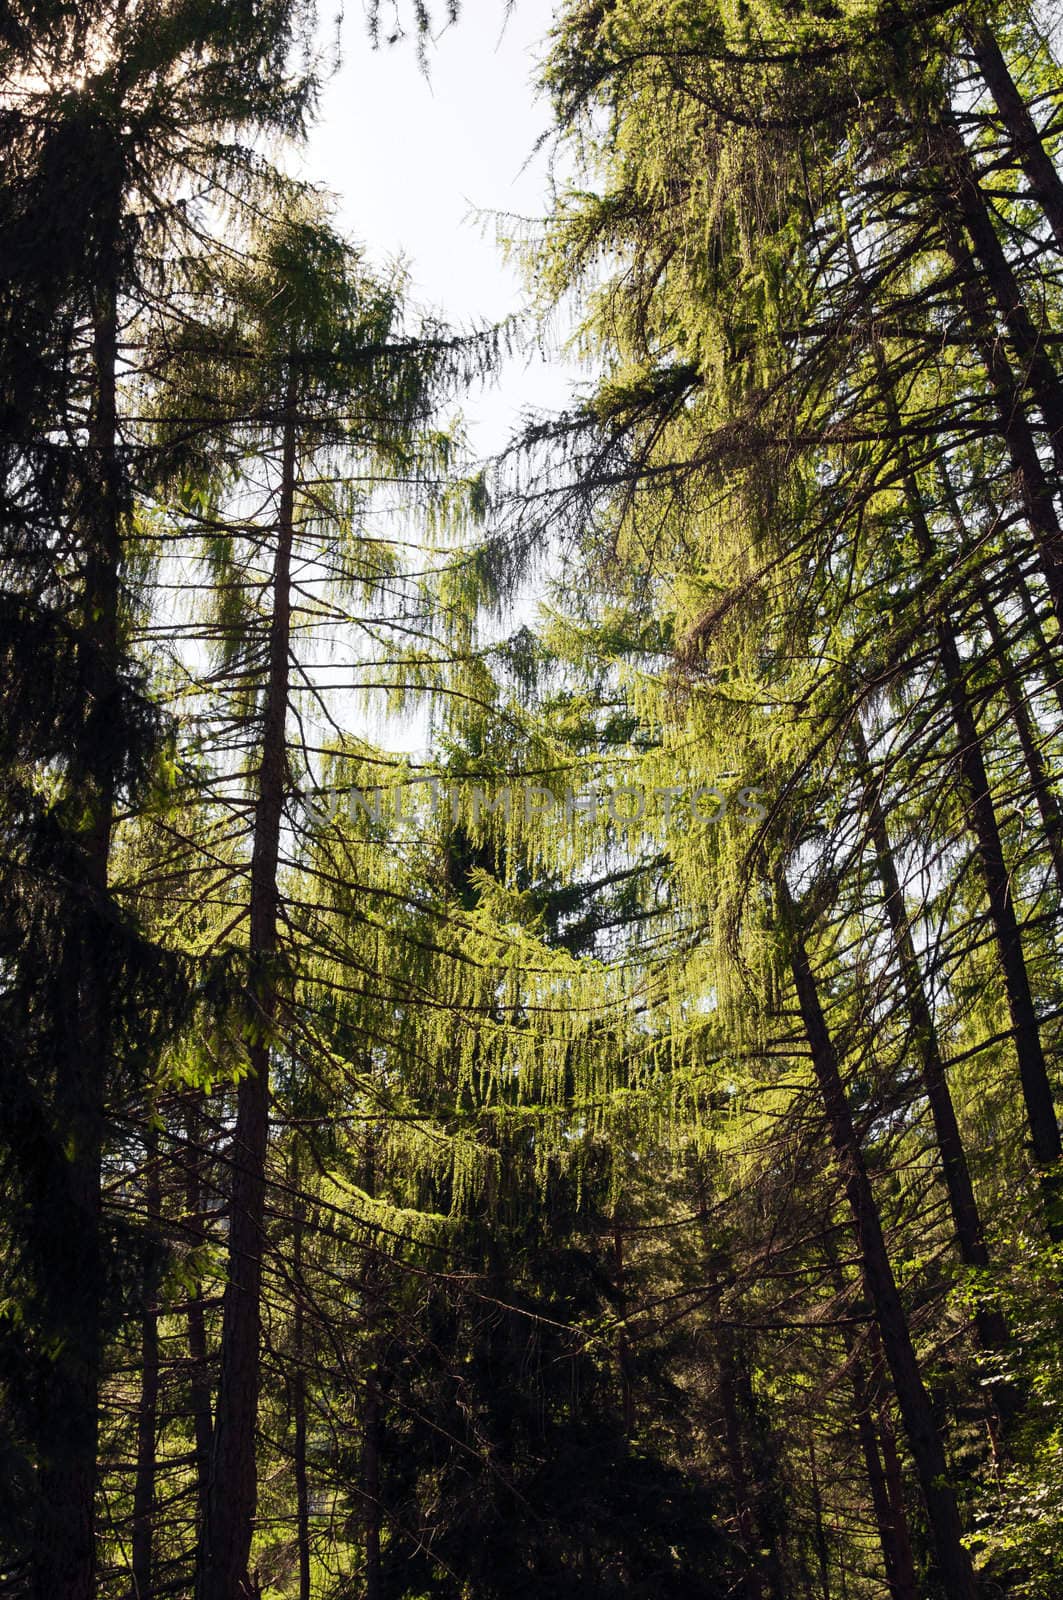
xmin=304 ymin=0 xmax=577 ymax=457
xmin=292 ymin=2 xmax=578 ymax=754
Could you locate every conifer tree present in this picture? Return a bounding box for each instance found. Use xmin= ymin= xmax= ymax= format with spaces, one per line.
xmin=0 ymin=4 xmax=314 ymax=1592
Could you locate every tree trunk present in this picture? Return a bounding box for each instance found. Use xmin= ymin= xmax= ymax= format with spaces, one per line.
xmin=850 ymin=1347 xmax=919 ymax=1600
xmin=721 ymin=1377 xmax=767 ymax=1599
xmin=611 ymin=1213 xmax=636 ymax=1440
xmin=734 ymin=1358 xmax=789 ymax=1600
xmin=936 ymin=467 xmax=1063 ymax=880
xmin=978 ymin=588 xmax=1063 ymax=900
xmin=357 ymin=1133 xmax=384 ymax=1600
xmin=807 ymin=1429 xmax=831 ymax=1600
xmin=196 ymin=397 xmax=298 ymax=1600
xmin=33 ymin=233 xmax=123 ymax=1600
xmin=851 ymin=723 xmax=1017 ymax=1395
xmin=709 ymin=1271 xmax=767 ymax=1600
xmin=935 ymin=606 xmax=1062 ymax=1223
xmin=1016 ymin=568 xmax=1063 ymax=726
xmin=881 ymin=390 xmax=1063 ymax=1235
xmin=934 ymin=203 xmax=1063 ymax=627
xmin=933 ymin=115 xmax=1063 ymax=473
xmin=698 ymin=1186 xmax=788 ymax=1600
xmin=184 ymin=1102 xmax=214 ymax=1544
xmin=130 ymin=1134 xmax=161 ymax=1599
xmin=967 ymin=25 xmax=1063 ymax=252
xmin=853 ymin=723 xmax=993 ymax=1272
xmin=782 ymin=888 xmax=979 ymax=1600
xmin=363 ymin=1369 xmax=383 ymax=1600
xmin=877 ymin=1393 xmax=916 ymax=1595
xmin=824 ymin=1239 xmax=919 ymax=1600
xmin=291 ymin=1146 xmax=312 ymax=1600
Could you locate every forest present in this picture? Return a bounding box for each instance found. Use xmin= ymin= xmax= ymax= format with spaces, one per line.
xmin=3 ymin=0 xmax=1063 ymax=1596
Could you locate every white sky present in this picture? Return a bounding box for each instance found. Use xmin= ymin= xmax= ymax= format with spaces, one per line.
xmin=290 ymin=2 xmax=580 ymax=755
xmin=303 ymin=0 xmax=578 ymax=457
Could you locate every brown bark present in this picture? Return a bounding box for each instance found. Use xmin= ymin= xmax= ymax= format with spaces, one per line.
xmin=196 ymin=396 xmax=298 ymax=1600
xmin=611 ymin=1213 xmax=636 ymax=1440
xmin=854 ymin=724 xmax=992 ymax=1274
xmin=707 ymin=1264 xmax=767 ymax=1600
xmin=1016 ymin=568 xmax=1063 ymax=726
xmin=931 ymin=602 xmax=1063 ymax=1219
xmin=934 ymin=116 xmax=1063 ymax=473
xmin=33 ymin=232 xmax=123 ymax=1600
xmin=880 ymin=391 xmax=1063 ymax=1234
xmin=363 ymin=1370 xmax=383 ymax=1600
xmin=877 ymin=1395 xmax=915 ymax=1597
xmin=852 ymin=724 xmax=1018 ymax=1406
xmin=936 ymin=469 xmax=1063 ymax=861
xmin=782 ymin=888 xmax=979 ymax=1600
xmin=933 ymin=199 xmax=1063 ymax=628
xmin=735 ymin=1365 xmax=789 ymax=1600
xmin=967 ymin=24 xmax=1063 ymax=253
xmin=824 ymin=1241 xmax=919 ymax=1600
xmin=130 ymin=1135 xmax=161 ymax=1599
xmin=978 ymin=589 xmax=1063 ymax=900
xmin=291 ymin=1147 xmax=311 ymax=1600
xmin=184 ymin=1104 xmax=214 ymax=1543
xmin=720 ymin=1375 xmax=767 ymax=1600
xmin=698 ymin=1188 xmax=788 ymax=1600
xmin=850 ymin=1349 xmax=919 ymax=1600
xmin=807 ymin=1430 xmax=831 ymax=1600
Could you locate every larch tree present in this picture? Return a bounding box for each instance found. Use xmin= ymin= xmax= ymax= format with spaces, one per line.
xmin=0 ymin=3 xmax=314 ymax=1593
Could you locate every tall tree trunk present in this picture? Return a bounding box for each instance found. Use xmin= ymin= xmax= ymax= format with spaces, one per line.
xmin=877 ymin=371 xmax=1063 ymax=1235
xmin=850 ymin=1346 xmax=919 ymax=1600
xmin=184 ymin=1102 xmax=214 ymax=1544
xmin=807 ymin=1429 xmax=832 ymax=1600
xmin=361 ymin=1132 xmax=384 ymax=1600
xmin=781 ymin=887 xmax=979 ymax=1600
xmin=706 ymin=1262 xmax=767 ymax=1600
xmin=932 ymin=602 xmax=1062 ymax=1227
xmin=611 ymin=1212 xmax=636 ymax=1441
xmin=853 ymin=723 xmax=992 ymax=1270
xmin=698 ymin=1184 xmax=788 ymax=1600
xmin=864 ymin=1322 xmax=920 ymax=1580
xmin=933 ymin=207 xmax=1063 ymax=627
xmin=928 ymin=604 xmax=1056 ymax=1216
xmin=363 ymin=1368 xmax=383 ymax=1600
xmin=977 ymin=588 xmax=1063 ymax=899
xmin=851 ymin=723 xmax=1016 ymax=1393
xmin=877 ymin=1393 xmax=916 ymax=1595
xmin=825 ymin=1241 xmax=919 ymax=1600
xmin=1016 ymin=568 xmax=1063 ymax=726
xmin=937 ymin=467 xmax=1063 ymax=867
xmin=33 ymin=232 xmax=123 ymax=1600
xmin=733 ymin=1358 xmax=789 ymax=1600
xmin=291 ymin=1145 xmax=312 ymax=1600
xmin=720 ymin=1374 xmax=767 ymax=1600
xmin=967 ymin=25 xmax=1063 ymax=252
xmin=196 ymin=396 xmax=298 ymax=1600
xmin=933 ymin=115 xmax=1063 ymax=472
xmin=130 ymin=1133 xmax=161 ymax=1600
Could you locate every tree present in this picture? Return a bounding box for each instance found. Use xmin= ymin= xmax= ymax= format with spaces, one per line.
xmin=146 ymin=200 xmax=481 ymax=1599
xmin=0 ymin=4 xmax=313 ymax=1593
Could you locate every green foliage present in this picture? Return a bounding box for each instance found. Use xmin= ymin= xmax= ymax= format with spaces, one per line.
xmin=5 ymin=1 xmax=1063 ymax=1597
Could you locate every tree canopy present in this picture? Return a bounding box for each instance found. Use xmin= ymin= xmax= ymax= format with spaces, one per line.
xmin=2 ymin=1 xmax=1063 ymax=1597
